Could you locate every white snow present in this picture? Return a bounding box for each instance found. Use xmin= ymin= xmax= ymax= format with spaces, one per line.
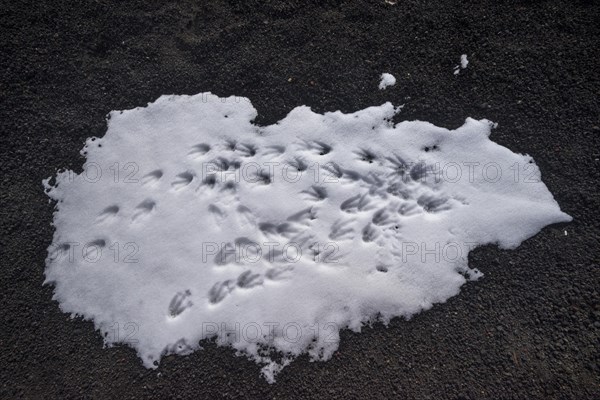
xmin=44 ymin=92 xmax=571 ymax=382
xmin=461 ymin=54 xmax=469 ymax=69
xmin=454 ymin=54 xmax=469 ymax=75
xmin=378 ymin=73 xmax=396 ymax=89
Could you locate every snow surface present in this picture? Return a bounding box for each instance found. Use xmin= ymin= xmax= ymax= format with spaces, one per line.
xmin=378 ymin=73 xmax=396 ymax=89
xmin=44 ymin=93 xmax=571 ymax=382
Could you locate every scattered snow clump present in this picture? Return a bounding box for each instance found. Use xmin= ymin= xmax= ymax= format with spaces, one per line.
xmin=454 ymin=54 xmax=469 ymax=75
xmin=378 ymin=73 xmax=396 ymax=89
xmin=461 ymin=54 xmax=469 ymax=69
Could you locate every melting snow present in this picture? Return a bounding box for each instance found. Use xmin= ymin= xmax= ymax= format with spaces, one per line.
xmin=44 ymin=93 xmax=570 ymax=382
xmin=461 ymin=54 xmax=469 ymax=69
xmin=378 ymin=73 xmax=396 ymax=89
xmin=454 ymin=54 xmax=469 ymax=75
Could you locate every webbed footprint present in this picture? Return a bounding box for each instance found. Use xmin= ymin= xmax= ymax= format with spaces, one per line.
xmin=208 ymin=280 xmax=236 ymax=304
xmin=169 ymin=290 xmax=192 ymax=317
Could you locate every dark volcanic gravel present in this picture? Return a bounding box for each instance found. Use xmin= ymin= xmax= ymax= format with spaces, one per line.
xmin=1 ymin=0 xmax=599 ymax=398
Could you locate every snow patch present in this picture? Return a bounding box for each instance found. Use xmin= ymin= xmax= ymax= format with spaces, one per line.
xmin=461 ymin=54 xmax=469 ymax=69
xmin=378 ymin=73 xmax=396 ymax=89
xmin=44 ymin=92 xmax=570 ymax=382
xmin=454 ymin=54 xmax=469 ymax=75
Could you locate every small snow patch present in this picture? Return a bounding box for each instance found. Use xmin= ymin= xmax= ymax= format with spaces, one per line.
xmin=454 ymin=54 xmax=469 ymax=75
xmin=378 ymin=73 xmax=396 ymax=90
